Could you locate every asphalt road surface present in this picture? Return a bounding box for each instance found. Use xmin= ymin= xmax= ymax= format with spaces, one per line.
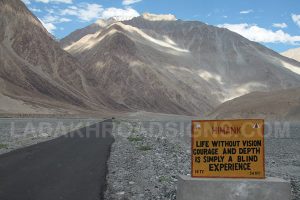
xmin=0 ymin=120 xmax=114 ymax=200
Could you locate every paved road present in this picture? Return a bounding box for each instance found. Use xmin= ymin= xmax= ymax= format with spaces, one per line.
xmin=0 ymin=120 xmax=114 ymax=200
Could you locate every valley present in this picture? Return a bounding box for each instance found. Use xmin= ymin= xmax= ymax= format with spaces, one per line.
xmin=1 ymin=0 xmax=300 ymax=118
xmin=0 ymin=0 xmax=300 ymax=200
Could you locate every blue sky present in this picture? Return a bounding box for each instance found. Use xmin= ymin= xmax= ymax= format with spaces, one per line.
xmin=22 ymin=0 xmax=300 ymax=52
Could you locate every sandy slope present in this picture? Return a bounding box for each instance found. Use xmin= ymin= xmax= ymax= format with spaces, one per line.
xmin=282 ymin=47 xmax=300 ymax=63
xmin=208 ymin=87 xmax=300 ymax=120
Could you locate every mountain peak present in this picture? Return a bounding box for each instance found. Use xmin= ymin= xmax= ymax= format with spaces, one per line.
xmin=282 ymin=47 xmax=300 ymax=62
xmin=96 ymin=16 xmax=136 ymax=25
xmin=95 ymin=18 xmax=118 ymax=27
xmin=141 ymin=13 xmax=177 ymax=21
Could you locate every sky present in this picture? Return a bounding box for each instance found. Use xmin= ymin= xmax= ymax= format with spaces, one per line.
xmin=21 ymin=0 xmax=300 ymax=52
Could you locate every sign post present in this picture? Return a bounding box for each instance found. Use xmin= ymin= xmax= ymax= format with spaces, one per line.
xmin=177 ymin=119 xmax=291 ymax=200
xmin=191 ymin=119 xmax=265 ymax=178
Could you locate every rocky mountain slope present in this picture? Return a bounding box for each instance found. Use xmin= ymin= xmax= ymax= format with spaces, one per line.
xmin=2 ymin=0 xmax=300 ymax=116
xmin=208 ymin=87 xmax=300 ymax=120
xmin=62 ymin=13 xmax=300 ymax=115
xmin=0 ymin=0 xmax=113 ymax=115
xmin=282 ymin=47 xmax=300 ymax=63
xmin=63 ymin=22 xmax=217 ymax=115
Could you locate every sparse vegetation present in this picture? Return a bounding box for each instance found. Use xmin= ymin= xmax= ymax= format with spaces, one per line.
xmin=158 ymin=176 xmax=171 ymax=183
xmin=127 ymin=135 xmax=143 ymax=142
xmin=0 ymin=144 xmax=8 ymax=149
xmin=113 ymin=119 xmax=121 ymax=125
xmin=172 ymin=144 xmax=181 ymax=152
xmin=131 ymin=127 xmax=138 ymax=134
xmin=138 ymin=145 xmax=152 ymax=151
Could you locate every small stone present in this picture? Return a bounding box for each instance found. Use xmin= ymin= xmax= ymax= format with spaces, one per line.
xmin=116 ymin=191 xmax=125 ymax=195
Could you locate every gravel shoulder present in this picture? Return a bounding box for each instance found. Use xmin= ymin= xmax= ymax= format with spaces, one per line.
xmin=105 ymin=119 xmax=192 ymax=200
xmin=105 ymin=119 xmax=300 ymax=200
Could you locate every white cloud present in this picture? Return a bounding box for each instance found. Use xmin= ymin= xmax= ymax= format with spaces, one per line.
xmin=240 ymin=9 xmax=253 ymax=14
xmin=39 ymin=18 xmax=56 ymax=33
xmin=60 ymin=3 xmax=103 ymax=21
xmin=43 ymin=15 xmax=71 ymax=23
xmin=60 ymin=4 xmax=139 ymax=22
xmin=21 ymin=0 xmax=31 ymax=4
xmin=39 ymin=14 xmax=70 ymax=33
xmin=45 ymin=8 xmax=55 ymax=14
xmin=292 ymin=14 xmax=300 ymax=28
xmin=29 ymin=7 xmax=42 ymax=12
xmin=44 ymin=23 xmax=56 ymax=33
xmin=218 ymin=23 xmax=300 ymax=44
xmin=122 ymin=0 xmax=142 ymax=6
xmin=142 ymin=13 xmax=176 ymax=21
xmin=34 ymin=0 xmax=72 ymax=3
xmin=101 ymin=7 xmax=140 ymax=20
xmin=272 ymin=23 xmax=287 ymax=28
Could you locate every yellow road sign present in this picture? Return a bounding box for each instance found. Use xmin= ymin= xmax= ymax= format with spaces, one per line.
xmin=191 ymin=119 xmax=265 ymax=178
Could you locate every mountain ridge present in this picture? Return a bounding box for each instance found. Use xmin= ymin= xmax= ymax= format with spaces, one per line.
xmin=1 ymin=1 xmax=300 ymax=117
xmin=61 ymin=15 xmax=300 ymax=115
xmin=282 ymin=47 xmax=300 ymax=63
xmin=0 ymin=0 xmax=106 ymax=114
xmin=208 ymin=87 xmax=300 ymax=120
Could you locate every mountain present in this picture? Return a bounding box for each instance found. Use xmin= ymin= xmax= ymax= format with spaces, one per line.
xmin=61 ymin=13 xmax=300 ymax=115
xmin=282 ymin=47 xmax=300 ymax=63
xmin=60 ymin=18 xmax=118 ymax=49
xmin=0 ymin=0 xmax=101 ymax=115
xmin=2 ymin=0 xmax=300 ymax=117
xmin=62 ymin=21 xmax=218 ymax=115
xmin=208 ymin=87 xmax=300 ymax=120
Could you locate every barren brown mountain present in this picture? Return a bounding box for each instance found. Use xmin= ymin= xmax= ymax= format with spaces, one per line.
xmin=1 ymin=0 xmax=300 ymax=116
xmin=282 ymin=47 xmax=300 ymax=63
xmin=208 ymin=87 xmax=300 ymax=120
xmin=0 ymin=0 xmax=118 ymax=115
xmin=61 ymin=14 xmax=300 ymax=116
